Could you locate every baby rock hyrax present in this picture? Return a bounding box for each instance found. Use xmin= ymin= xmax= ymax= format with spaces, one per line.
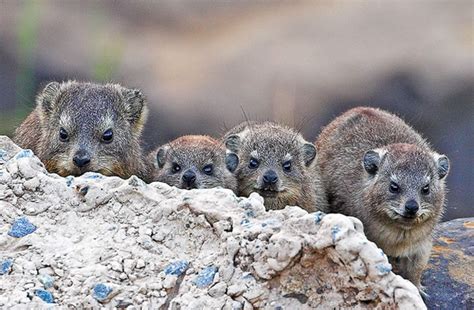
xmin=151 ymin=135 xmax=238 ymax=192
xmin=224 ymin=121 xmax=322 ymax=212
xmin=316 ymin=107 xmax=450 ymax=289
xmin=14 ymin=81 xmax=149 ymax=180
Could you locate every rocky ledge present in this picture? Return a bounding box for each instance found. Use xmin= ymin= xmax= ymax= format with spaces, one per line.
xmin=0 ymin=136 xmax=424 ymax=308
xmin=423 ymin=217 xmax=474 ymax=309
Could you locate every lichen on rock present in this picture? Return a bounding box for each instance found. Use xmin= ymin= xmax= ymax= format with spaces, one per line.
xmin=0 ymin=136 xmax=425 ymax=308
xmin=423 ymin=217 xmax=474 ymax=309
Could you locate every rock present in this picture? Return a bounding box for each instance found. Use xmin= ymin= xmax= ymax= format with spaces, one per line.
xmin=209 ymin=282 xmax=227 ymax=298
xmin=93 ymin=283 xmax=113 ymax=302
xmin=163 ymin=275 xmax=178 ymax=289
xmin=34 ymin=289 xmax=54 ymax=304
xmin=0 ymin=136 xmax=425 ymax=308
xmin=423 ymin=217 xmax=474 ymax=309
xmin=0 ymin=259 xmax=13 ymax=275
xmin=38 ymin=274 xmax=54 ymax=289
xmin=8 ymin=217 xmax=37 ymax=238
xmin=15 ymin=149 xmax=34 ymax=159
xmin=0 ymin=136 xmax=21 ymax=165
xmin=164 ymin=260 xmax=189 ymax=276
xmin=194 ymin=265 xmax=218 ymax=288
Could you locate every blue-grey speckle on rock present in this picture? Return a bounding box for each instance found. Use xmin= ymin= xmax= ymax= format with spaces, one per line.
xmin=65 ymin=176 xmax=74 ymax=187
xmin=375 ymin=263 xmax=392 ymax=275
xmin=240 ymin=219 xmax=251 ymax=227
xmin=0 ymin=149 xmax=7 ymax=163
xmin=93 ymin=283 xmax=112 ymax=301
xmin=0 ymin=259 xmax=13 ymax=275
xmin=85 ymin=172 xmax=102 ymax=180
xmin=242 ymin=272 xmax=255 ymax=281
xmin=164 ymin=260 xmax=189 ymax=276
xmin=331 ymin=225 xmax=340 ymax=243
xmin=38 ymin=274 xmax=54 ymax=289
xmin=194 ymin=265 xmax=218 ymax=287
xmin=245 ymin=210 xmax=255 ymax=218
xmin=8 ymin=217 xmax=37 ymax=238
xmin=34 ymin=289 xmax=54 ymax=303
xmin=15 ymin=149 xmax=34 ymax=159
xmin=314 ymin=211 xmax=325 ymax=224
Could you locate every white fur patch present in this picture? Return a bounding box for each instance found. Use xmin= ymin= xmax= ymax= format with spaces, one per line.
xmin=374 ymin=148 xmax=387 ymax=158
xmin=59 ymin=113 xmax=72 ymax=129
xmin=283 ymin=153 xmax=292 ymax=162
xmin=390 ymin=174 xmax=399 ymax=183
xmin=100 ymin=113 xmax=114 ymax=131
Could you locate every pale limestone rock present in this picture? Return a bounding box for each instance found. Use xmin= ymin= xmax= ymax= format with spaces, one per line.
xmin=0 ymin=136 xmax=425 ymax=309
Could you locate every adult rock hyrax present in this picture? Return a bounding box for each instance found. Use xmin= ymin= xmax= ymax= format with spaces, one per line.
xmin=316 ymin=107 xmax=450 ymax=289
xmin=14 ymin=80 xmax=149 ymax=180
xmin=224 ymin=121 xmax=322 ymax=212
xmin=150 ymin=135 xmax=238 ymax=192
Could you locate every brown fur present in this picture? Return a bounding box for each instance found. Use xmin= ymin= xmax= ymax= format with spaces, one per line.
xmin=14 ymin=81 xmax=150 ymax=181
xmin=150 ymin=135 xmax=237 ymax=192
xmin=316 ymin=107 xmax=450 ymax=289
xmin=224 ymin=121 xmax=324 ymax=212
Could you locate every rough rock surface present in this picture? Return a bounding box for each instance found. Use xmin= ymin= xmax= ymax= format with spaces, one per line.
xmin=0 ymin=136 xmax=425 ymax=309
xmin=423 ymin=218 xmax=474 ymax=309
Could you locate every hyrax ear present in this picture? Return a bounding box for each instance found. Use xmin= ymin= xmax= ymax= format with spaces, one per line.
xmin=121 ymin=88 xmax=148 ymax=132
xmin=225 ymin=127 xmax=250 ymax=153
xmin=363 ymin=149 xmax=386 ymax=175
xmin=38 ymin=82 xmax=61 ymax=116
xmin=156 ymin=146 xmax=169 ymax=169
xmin=225 ymin=152 xmax=239 ymax=173
xmin=225 ymin=134 xmax=241 ymax=153
xmin=434 ymin=153 xmax=449 ymax=179
xmin=302 ymin=143 xmax=317 ymax=167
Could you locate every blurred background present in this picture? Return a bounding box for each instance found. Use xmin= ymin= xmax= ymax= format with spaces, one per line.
xmin=0 ymin=1 xmax=472 ymax=220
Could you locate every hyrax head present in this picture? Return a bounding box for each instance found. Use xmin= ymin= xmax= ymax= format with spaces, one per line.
xmin=37 ymin=81 xmax=148 ymax=177
xmin=362 ymin=143 xmax=449 ymax=228
xmin=154 ymin=135 xmax=238 ymax=191
xmin=225 ymin=122 xmax=316 ymax=209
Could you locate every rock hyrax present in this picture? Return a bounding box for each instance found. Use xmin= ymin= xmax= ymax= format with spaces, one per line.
xmin=316 ymin=107 xmax=450 ymax=289
xmin=14 ymin=81 xmax=149 ymax=180
xmin=150 ymin=135 xmax=238 ymax=192
xmin=224 ymin=122 xmax=322 ymax=212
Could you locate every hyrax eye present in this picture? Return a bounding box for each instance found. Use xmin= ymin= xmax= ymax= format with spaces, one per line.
xmin=102 ymin=129 xmax=113 ymax=143
xmin=59 ymin=127 xmax=69 ymax=142
xmin=421 ymin=184 xmax=430 ymax=195
xmin=389 ymin=181 xmax=400 ymax=194
xmin=282 ymin=160 xmax=292 ymax=172
xmin=203 ymin=164 xmax=213 ymax=175
xmin=172 ymin=163 xmax=181 ymax=173
xmin=248 ymin=158 xmax=260 ymax=169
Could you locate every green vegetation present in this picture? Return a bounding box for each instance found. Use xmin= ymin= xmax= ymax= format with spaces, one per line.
xmin=0 ymin=2 xmax=39 ymax=136
xmin=0 ymin=3 xmax=123 ymax=135
xmin=92 ymin=38 xmax=123 ymax=82
xmin=90 ymin=4 xmax=123 ymax=82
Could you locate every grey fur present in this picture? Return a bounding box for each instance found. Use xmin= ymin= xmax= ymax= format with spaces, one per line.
xmin=224 ymin=121 xmax=324 ymax=212
xmin=149 ymin=135 xmax=237 ymax=192
xmin=14 ymin=80 xmax=149 ymax=180
xmin=315 ymin=107 xmax=450 ymax=289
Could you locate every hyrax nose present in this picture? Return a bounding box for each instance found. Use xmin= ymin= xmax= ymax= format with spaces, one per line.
xmin=263 ymin=170 xmax=279 ymax=185
xmin=73 ymin=150 xmax=91 ymax=168
xmin=404 ymin=200 xmax=419 ymax=215
xmin=182 ymin=170 xmax=196 ymax=186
